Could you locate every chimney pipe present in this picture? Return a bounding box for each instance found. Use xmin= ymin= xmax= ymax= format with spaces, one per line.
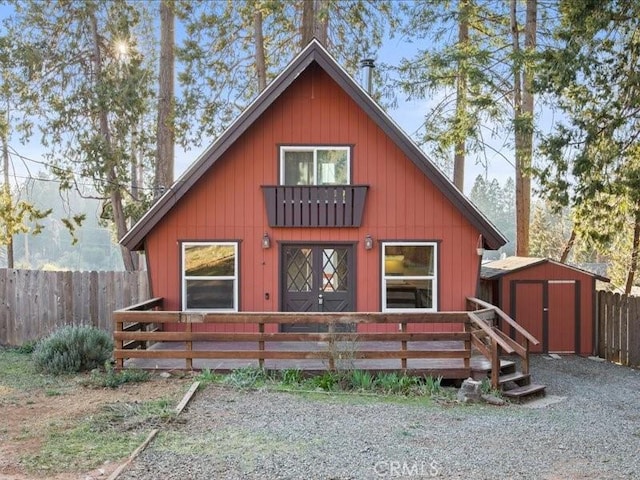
xmin=360 ymin=58 xmax=375 ymax=94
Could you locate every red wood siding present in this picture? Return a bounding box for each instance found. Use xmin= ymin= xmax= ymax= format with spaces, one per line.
xmin=497 ymin=263 xmax=595 ymax=355
xmin=145 ymin=65 xmax=482 ymax=332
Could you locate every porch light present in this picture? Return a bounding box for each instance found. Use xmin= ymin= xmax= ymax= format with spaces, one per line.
xmin=262 ymin=232 xmax=271 ymax=249
xmin=364 ymin=234 xmax=374 ymax=250
xmin=476 ymin=234 xmax=484 ymax=256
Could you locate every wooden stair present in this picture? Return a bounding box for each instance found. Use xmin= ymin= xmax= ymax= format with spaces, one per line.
xmin=496 ymin=362 xmax=546 ymax=402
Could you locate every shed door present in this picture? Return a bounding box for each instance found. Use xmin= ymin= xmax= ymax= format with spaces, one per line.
xmin=511 ymin=280 xmax=580 ymax=353
xmin=281 ymin=245 xmax=355 ymax=333
xmin=511 ymin=281 xmax=545 ymax=354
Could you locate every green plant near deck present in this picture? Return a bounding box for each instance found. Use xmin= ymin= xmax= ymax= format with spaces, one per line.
xmin=196 ymin=368 xmax=224 ymax=387
xmin=306 ymin=371 xmax=341 ymax=391
xmin=32 ymin=326 xmax=113 ymax=375
xmin=280 ymin=368 xmax=304 ymax=386
xmin=347 ymin=369 xmax=375 ymax=391
xmin=374 ymin=372 xmax=420 ymax=395
xmin=223 ymin=366 xmax=268 ymax=389
xmin=84 ymin=362 xmax=150 ymax=388
xmin=420 ymin=376 xmax=444 ymax=396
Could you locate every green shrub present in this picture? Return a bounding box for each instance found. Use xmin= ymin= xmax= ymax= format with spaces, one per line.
xmin=280 ymin=368 xmax=303 ymax=386
xmin=223 ymin=366 xmax=268 ymax=388
xmin=32 ymin=326 xmax=113 ymax=375
xmin=306 ymin=371 xmax=341 ymax=391
xmin=348 ymin=369 xmax=375 ymax=391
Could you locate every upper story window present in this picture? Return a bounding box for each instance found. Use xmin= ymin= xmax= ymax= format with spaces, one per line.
xmin=280 ymin=146 xmax=350 ymax=185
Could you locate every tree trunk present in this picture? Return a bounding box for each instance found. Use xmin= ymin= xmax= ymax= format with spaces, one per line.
xmin=155 ymin=0 xmax=175 ymax=197
xmin=1 ymin=128 xmax=13 ymax=269
xmin=254 ymin=7 xmax=266 ymax=91
xmin=453 ymin=0 xmax=469 ymax=191
xmin=624 ymin=210 xmax=640 ymax=295
xmin=512 ymin=0 xmax=536 ymax=257
xmin=301 ymin=0 xmax=315 ymax=47
xmin=315 ymin=0 xmax=328 ymax=45
xmin=560 ymin=229 xmax=575 ymax=263
xmin=89 ymin=12 xmax=136 ymax=272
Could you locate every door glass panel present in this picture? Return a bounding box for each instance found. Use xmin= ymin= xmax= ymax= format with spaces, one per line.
xmin=283 ymin=151 xmax=314 ymax=185
xmin=322 ymin=247 xmax=349 ymax=292
xmin=286 ymin=248 xmax=313 ymax=292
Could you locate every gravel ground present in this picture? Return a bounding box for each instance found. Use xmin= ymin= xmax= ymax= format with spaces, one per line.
xmin=120 ymin=355 xmax=640 ymax=479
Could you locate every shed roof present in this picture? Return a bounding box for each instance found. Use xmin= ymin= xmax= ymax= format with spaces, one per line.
xmin=121 ymin=39 xmax=507 ymax=251
xmin=481 ymin=256 xmax=609 ymax=282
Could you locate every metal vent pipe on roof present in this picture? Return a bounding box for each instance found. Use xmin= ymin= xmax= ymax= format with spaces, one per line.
xmin=360 ymin=58 xmax=375 ymax=94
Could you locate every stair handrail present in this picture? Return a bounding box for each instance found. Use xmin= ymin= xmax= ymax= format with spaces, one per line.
xmin=467 ymin=297 xmax=540 ymax=346
xmin=467 ymin=312 xmax=515 ymax=354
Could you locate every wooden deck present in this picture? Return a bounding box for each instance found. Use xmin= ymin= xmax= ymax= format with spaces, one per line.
xmin=124 ymin=340 xmax=495 ymax=378
xmin=113 ymin=297 xmax=539 ymax=389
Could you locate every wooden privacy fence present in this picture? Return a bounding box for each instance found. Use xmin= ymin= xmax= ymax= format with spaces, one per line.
xmin=597 ymin=290 xmax=640 ymax=367
xmin=0 ymin=269 xmax=149 ymax=346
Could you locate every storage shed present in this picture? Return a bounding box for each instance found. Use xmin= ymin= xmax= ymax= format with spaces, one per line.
xmin=480 ymin=257 xmax=608 ymax=355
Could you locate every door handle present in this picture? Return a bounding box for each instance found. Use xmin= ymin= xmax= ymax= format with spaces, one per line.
xmin=318 ymin=294 xmax=324 ymax=305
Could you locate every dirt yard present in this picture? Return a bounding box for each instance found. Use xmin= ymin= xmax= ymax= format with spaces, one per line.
xmin=0 ymin=354 xmax=191 ymax=480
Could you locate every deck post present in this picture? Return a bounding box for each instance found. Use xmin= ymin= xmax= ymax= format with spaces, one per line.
xmin=185 ymin=322 xmax=193 ymax=370
xmin=521 ymin=338 xmax=530 ymax=375
xmin=115 ymin=320 xmax=124 ymax=369
xmin=491 ymin=338 xmax=500 ymax=390
xmin=328 ymin=322 xmax=336 ymax=371
xmin=463 ymin=321 xmax=471 ymax=369
xmin=258 ymin=323 xmax=265 ymax=369
xmin=400 ymin=322 xmax=407 ymax=370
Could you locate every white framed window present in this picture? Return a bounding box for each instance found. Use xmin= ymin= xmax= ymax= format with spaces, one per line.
xmin=382 ymin=242 xmax=437 ymax=312
xmin=280 ymin=146 xmax=350 ymax=185
xmin=182 ymin=242 xmax=238 ymax=311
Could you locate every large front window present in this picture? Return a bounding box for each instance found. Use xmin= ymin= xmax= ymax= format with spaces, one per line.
xmin=382 ymin=242 xmax=437 ymax=312
xmin=182 ymin=242 xmax=238 ymax=311
xmin=280 ymin=146 xmax=350 ymax=185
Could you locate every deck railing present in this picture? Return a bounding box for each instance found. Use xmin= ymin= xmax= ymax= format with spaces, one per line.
xmin=114 ymin=299 xmax=472 ymax=377
xmin=114 ymin=297 xmax=535 ymax=388
xmin=466 ymin=297 xmax=540 ymax=388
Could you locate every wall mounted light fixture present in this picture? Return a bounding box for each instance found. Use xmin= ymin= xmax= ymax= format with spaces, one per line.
xmin=364 ymin=234 xmax=374 ymax=250
xmin=476 ymin=234 xmax=484 ymax=256
xmin=262 ymin=232 xmax=271 ymax=249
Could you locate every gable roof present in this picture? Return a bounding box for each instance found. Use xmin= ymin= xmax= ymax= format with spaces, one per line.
xmin=481 ymin=256 xmax=609 ymax=282
xmin=121 ymin=39 xmax=507 ymax=251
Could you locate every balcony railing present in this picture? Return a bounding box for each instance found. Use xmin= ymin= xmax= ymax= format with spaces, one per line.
xmin=261 ymin=185 xmax=368 ymax=227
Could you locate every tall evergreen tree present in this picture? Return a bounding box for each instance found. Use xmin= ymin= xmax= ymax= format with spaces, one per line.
xmin=4 ymin=1 xmax=157 ymax=271
xmin=537 ymin=0 xmax=640 ymax=292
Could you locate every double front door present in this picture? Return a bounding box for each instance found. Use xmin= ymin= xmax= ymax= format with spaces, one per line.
xmin=281 ymin=244 xmax=355 ymax=333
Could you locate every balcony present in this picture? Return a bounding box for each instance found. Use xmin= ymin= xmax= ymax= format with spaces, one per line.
xmin=261 ymin=185 xmax=368 ymax=227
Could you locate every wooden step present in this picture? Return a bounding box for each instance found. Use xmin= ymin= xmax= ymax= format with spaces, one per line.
xmin=502 ymin=383 xmax=546 ymax=401
xmin=499 ymin=371 xmax=530 ymax=386
xmin=471 ymin=357 xmax=516 ymax=374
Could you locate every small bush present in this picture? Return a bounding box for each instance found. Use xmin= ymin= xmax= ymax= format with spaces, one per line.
xmin=306 ymin=371 xmax=341 ymax=391
xmin=196 ymin=368 xmax=223 ymax=387
xmin=32 ymin=326 xmax=113 ymax=375
xmin=15 ymin=341 xmax=37 ymax=354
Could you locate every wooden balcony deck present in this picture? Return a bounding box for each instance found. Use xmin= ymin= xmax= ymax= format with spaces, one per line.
xmin=113 ymin=297 xmax=539 ymax=389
